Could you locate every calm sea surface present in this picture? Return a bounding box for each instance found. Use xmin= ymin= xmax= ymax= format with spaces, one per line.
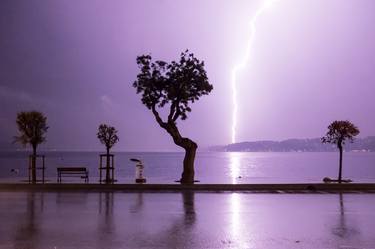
xmin=0 ymin=152 xmax=374 ymax=183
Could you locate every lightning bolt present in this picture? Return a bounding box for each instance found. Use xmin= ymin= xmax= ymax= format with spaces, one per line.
xmin=231 ymin=0 xmax=279 ymax=144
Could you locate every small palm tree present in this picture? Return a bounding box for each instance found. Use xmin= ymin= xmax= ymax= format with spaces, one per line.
xmin=97 ymin=124 xmax=119 ymax=183
xmin=322 ymin=120 xmax=359 ymax=183
xmin=14 ymin=111 xmax=48 ymax=183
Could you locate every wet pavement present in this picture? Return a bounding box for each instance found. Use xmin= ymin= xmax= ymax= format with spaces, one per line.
xmin=0 ymin=192 xmax=374 ymax=249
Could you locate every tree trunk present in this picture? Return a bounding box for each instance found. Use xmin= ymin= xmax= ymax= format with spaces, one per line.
xmin=151 ymin=107 xmax=198 ymax=185
xmin=338 ymin=143 xmax=343 ymax=183
xmin=180 ymin=140 xmax=197 ymax=184
xmin=105 ymin=147 xmax=110 ymax=183
xmin=31 ymin=144 xmax=37 ymax=184
xmin=165 ymin=123 xmax=197 ymax=184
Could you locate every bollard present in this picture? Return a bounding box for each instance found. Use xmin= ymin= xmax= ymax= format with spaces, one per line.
xmin=130 ymin=158 xmax=146 ymax=183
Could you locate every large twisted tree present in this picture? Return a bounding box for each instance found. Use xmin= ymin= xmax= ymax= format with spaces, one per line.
xmin=14 ymin=111 xmax=48 ymax=183
xmin=322 ymin=120 xmax=359 ymax=183
xmin=133 ymin=50 xmax=213 ymax=184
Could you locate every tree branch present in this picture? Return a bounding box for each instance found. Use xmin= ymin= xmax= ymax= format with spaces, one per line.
xmin=171 ymin=97 xmax=182 ymax=122
xmin=172 ymin=106 xmax=181 ymax=122
xmin=152 ymin=104 xmax=167 ymax=129
xmin=168 ymin=102 xmax=176 ymax=122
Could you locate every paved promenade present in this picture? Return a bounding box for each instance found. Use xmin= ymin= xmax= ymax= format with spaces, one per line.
xmin=1 ymin=183 xmax=375 ymax=192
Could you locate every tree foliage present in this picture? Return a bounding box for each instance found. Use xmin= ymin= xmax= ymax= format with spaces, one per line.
xmin=133 ymin=50 xmax=213 ymax=123
xmin=97 ymin=124 xmax=119 ymax=152
xmin=14 ymin=111 xmax=48 ymax=150
xmin=321 ymin=120 xmax=360 ymax=146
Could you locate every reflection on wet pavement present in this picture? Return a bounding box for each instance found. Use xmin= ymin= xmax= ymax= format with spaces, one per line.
xmin=0 ymin=192 xmax=374 ymax=249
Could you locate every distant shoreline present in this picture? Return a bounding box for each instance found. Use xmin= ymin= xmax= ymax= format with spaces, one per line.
xmin=210 ymin=136 xmax=375 ymax=152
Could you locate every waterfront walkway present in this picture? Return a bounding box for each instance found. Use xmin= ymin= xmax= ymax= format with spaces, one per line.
xmin=1 ymin=183 xmax=375 ymax=192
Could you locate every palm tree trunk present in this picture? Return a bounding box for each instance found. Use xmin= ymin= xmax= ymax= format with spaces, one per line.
xmin=338 ymin=144 xmax=343 ymax=183
xmin=32 ymin=144 xmax=37 ymax=184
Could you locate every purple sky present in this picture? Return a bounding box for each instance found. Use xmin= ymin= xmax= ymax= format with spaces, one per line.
xmin=0 ymin=0 xmax=374 ymax=151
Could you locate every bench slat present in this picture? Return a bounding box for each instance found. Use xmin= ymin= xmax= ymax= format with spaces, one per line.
xmin=57 ymin=167 xmax=87 ymax=172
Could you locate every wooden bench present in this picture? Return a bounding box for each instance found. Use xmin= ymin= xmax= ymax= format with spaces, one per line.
xmin=57 ymin=167 xmax=89 ymax=183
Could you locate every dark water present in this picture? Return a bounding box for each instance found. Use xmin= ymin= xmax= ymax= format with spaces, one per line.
xmin=0 ymin=192 xmax=374 ymax=249
xmin=0 ymin=151 xmax=374 ymax=183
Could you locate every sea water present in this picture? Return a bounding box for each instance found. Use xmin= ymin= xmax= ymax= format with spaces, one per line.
xmin=0 ymin=151 xmax=374 ymax=183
